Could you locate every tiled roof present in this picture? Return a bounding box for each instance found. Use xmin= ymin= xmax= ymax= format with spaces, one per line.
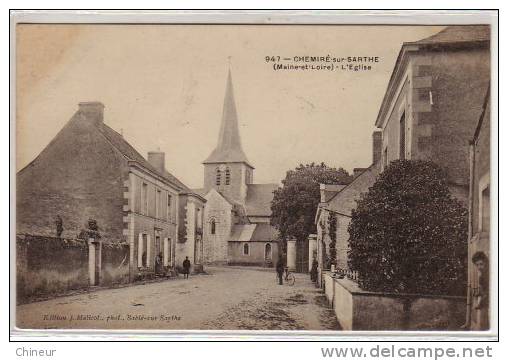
xmin=229 ymin=224 xmax=257 ymax=242
xmin=245 ymin=183 xmax=278 ymax=217
xmin=410 ymin=25 xmax=490 ymax=46
xmin=251 ymin=223 xmax=278 ymax=242
xmin=96 ymin=123 xmax=189 ymax=192
xmin=324 ymin=162 xmax=382 ymax=216
xmin=229 ymin=223 xmax=278 ymax=242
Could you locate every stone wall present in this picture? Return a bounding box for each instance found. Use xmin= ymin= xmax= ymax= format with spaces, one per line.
xmin=202 ymin=189 xmax=232 ymax=263
xmin=16 ymin=234 xmax=129 ymax=303
xmin=416 ymin=48 xmax=490 ymax=190
xmin=16 ymin=115 xmax=127 ymax=242
xmin=203 ymin=162 xmax=251 ymax=204
xmin=101 ymin=242 xmax=130 ymax=286
xmin=228 ymin=241 xmax=278 ymax=266
xmin=322 ymin=272 xmax=466 ymax=330
xmin=17 ymin=234 xmax=89 ymax=303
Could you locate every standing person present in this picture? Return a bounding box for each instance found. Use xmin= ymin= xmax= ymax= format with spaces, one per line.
xmin=310 ymin=257 xmax=318 ymax=282
xmin=55 ymin=215 xmax=63 ymax=238
xmin=155 ymin=252 xmax=163 ymax=275
xmin=182 ymin=256 xmax=191 ymax=279
xmin=276 ymin=255 xmax=285 ymax=285
xmin=472 ymin=251 xmax=489 ymax=330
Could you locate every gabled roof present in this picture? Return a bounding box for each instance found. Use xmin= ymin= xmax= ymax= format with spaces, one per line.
xmin=317 ymin=162 xmax=381 ymax=218
xmin=411 ymin=25 xmax=490 ymax=45
xmin=245 ymin=183 xmax=278 ymax=217
xmin=203 ymin=70 xmax=253 ymax=168
xmin=97 ymin=123 xmax=188 ymax=192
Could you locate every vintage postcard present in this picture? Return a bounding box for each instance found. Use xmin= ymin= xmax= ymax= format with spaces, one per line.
xmin=11 ymin=12 xmax=496 ymax=336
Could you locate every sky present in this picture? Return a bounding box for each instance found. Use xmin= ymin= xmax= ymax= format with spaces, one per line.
xmin=16 ymin=24 xmax=444 ymax=188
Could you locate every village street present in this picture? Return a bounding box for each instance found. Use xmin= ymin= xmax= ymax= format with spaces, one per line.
xmin=16 ymin=266 xmax=340 ymax=331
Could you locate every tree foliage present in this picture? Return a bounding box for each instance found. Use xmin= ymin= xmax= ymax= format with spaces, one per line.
xmin=327 ymin=212 xmax=337 ymax=268
xmin=271 ymin=162 xmax=352 ymax=249
xmin=347 ymin=160 xmax=468 ymax=296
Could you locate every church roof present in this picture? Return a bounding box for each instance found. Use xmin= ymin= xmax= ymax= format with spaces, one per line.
xmin=251 ymin=223 xmax=278 ymax=242
xmin=203 ymin=70 xmax=254 ymax=168
xmin=245 ymin=183 xmax=279 ymax=217
xmin=229 ymin=224 xmax=257 ymax=242
xmin=229 ymin=223 xmax=278 ymax=243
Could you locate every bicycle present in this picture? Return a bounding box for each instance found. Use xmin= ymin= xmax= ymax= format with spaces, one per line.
xmin=276 ymin=267 xmax=296 ymax=286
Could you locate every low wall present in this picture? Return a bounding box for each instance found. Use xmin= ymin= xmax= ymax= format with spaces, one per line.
xmin=322 ymin=272 xmax=466 ymax=331
xmin=101 ymin=243 xmax=130 ymax=286
xmin=16 ymin=234 xmax=129 ymax=303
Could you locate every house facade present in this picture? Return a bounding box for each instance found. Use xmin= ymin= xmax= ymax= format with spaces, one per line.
xmin=314 ymin=25 xmax=491 ymax=283
xmin=315 ymin=132 xmax=381 ymax=277
xmin=195 ymin=70 xmax=280 ymax=266
xmin=467 ymin=87 xmax=491 ymax=330
xmin=375 ymin=25 xmax=491 ymax=204
xmin=17 ymin=101 xmax=204 ymax=285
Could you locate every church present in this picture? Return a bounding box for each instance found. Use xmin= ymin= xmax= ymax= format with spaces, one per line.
xmin=193 ymin=70 xmax=280 ymax=267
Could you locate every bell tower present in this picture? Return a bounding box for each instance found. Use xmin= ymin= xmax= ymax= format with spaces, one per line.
xmin=203 ymin=69 xmax=254 ymax=204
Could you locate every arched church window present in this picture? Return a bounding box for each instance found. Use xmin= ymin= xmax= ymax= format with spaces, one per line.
xmin=243 ymin=243 xmax=249 ymax=256
xmin=215 ymin=168 xmax=221 ymax=186
xmin=225 ymin=167 xmax=231 ymax=185
xmin=210 ymin=219 xmax=216 ymax=235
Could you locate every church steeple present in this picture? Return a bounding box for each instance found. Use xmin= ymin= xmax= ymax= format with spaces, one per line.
xmin=203 ymin=69 xmax=253 ymax=168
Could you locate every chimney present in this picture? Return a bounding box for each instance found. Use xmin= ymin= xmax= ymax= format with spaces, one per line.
xmin=353 ymin=168 xmax=367 ymax=178
xmin=372 ymin=131 xmax=382 ymax=164
xmin=78 ymin=101 xmax=104 ymax=125
xmin=147 ymin=151 xmax=165 ymax=174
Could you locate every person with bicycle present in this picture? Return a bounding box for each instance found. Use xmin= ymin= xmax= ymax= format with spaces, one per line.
xmin=276 ymin=255 xmax=285 ymax=285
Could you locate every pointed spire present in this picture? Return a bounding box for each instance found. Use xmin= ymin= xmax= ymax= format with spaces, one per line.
xmin=203 ymin=68 xmax=253 ymax=168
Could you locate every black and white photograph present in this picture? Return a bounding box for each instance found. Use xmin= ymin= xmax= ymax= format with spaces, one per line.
xmin=10 ymin=12 xmax=496 ymax=337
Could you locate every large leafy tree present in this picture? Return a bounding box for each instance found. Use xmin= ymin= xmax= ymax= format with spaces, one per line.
xmin=348 ymin=160 xmax=468 ymax=296
xmin=271 ymin=163 xmax=352 ymax=249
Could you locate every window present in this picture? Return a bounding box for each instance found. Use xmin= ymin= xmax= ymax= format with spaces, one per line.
xmin=138 ymin=233 xmax=149 ymax=267
xmin=210 ymin=219 xmax=216 ymax=235
xmin=216 ymin=168 xmax=221 ymax=185
xmin=481 ymin=186 xmax=490 ymax=232
xmin=141 ymin=183 xmax=148 ymax=215
xmin=265 ymin=243 xmax=272 ymax=260
xmin=163 ymin=237 xmax=171 ymax=266
xmin=155 ymin=189 xmax=161 ymax=219
xmin=196 ymin=207 xmax=202 ymax=229
xmin=399 ymin=111 xmax=406 ymax=160
xmin=225 ymin=167 xmax=231 ymax=185
xmin=479 ymin=174 xmax=490 ymax=233
xmin=243 ymin=243 xmax=250 ymax=256
xmin=167 ymin=194 xmax=172 ymax=221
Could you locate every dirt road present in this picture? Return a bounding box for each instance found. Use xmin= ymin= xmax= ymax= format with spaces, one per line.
xmin=16 ymin=266 xmax=340 ymax=331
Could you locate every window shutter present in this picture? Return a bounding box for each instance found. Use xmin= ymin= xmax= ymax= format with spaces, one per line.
xmin=137 ymin=233 xmax=143 ymax=267
xmin=147 ymin=235 xmax=152 ymax=267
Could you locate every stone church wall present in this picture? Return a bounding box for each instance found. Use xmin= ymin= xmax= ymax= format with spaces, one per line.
xmin=202 ymin=190 xmax=232 ymax=264
xmin=203 ymin=162 xmax=250 ymax=204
